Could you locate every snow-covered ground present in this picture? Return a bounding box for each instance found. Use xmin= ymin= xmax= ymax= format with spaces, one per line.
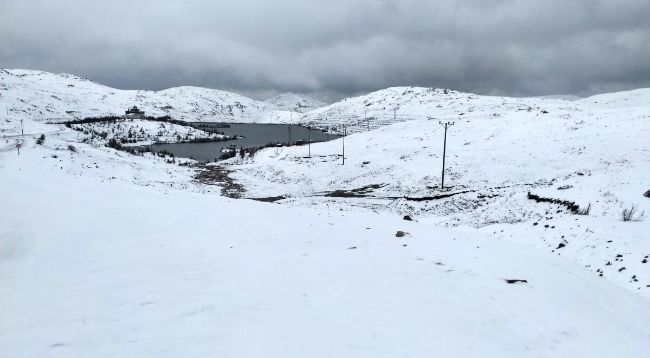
xmin=1 ymin=72 xmax=648 ymax=356
xmin=2 ymin=136 xmax=648 ymax=357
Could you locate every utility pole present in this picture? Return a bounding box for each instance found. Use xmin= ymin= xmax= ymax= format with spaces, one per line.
xmin=289 ymin=113 xmax=292 ymax=145
xmin=439 ymin=121 xmax=454 ymax=189
xmin=365 ymin=110 xmax=368 ymax=131
xmin=366 ymin=110 xmax=371 ymax=131
xmin=342 ymin=123 xmax=346 ymax=165
xmin=308 ymin=114 xmax=311 ymax=157
xmin=393 ymin=108 xmax=397 ymax=120
xmin=21 ymin=119 xmax=24 ymax=135
xmin=340 ymin=108 xmax=345 ymax=165
xmin=288 ymin=125 xmax=291 ymax=146
xmin=326 ymin=117 xmax=329 ymax=141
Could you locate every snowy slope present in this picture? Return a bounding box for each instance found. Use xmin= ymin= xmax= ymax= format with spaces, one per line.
xmin=230 ymin=88 xmax=649 ymax=205
xmin=1 ymin=139 xmax=648 ymax=357
xmin=264 ymin=92 xmax=328 ymax=113
xmin=0 ymin=69 xmax=286 ymax=123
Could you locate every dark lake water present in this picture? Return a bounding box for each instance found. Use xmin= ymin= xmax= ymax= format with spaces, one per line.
xmin=152 ymin=123 xmax=341 ymax=162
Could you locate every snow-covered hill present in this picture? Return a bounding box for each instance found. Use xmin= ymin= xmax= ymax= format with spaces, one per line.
xmin=264 ymin=92 xmax=327 ymax=113
xmin=0 ymin=69 xmax=286 ymax=123
xmin=298 ymin=87 xmax=479 ymax=132
xmin=291 ymin=87 xmax=600 ymax=135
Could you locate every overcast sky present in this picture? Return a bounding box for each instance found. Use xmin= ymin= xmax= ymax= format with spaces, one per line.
xmin=2 ymin=0 xmax=648 ymax=102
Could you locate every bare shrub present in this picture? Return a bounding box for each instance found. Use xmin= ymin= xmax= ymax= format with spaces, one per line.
xmin=68 ymin=144 xmax=77 ymax=152
xmin=621 ymin=204 xmax=645 ymax=222
xmin=576 ymin=203 xmax=591 ymax=215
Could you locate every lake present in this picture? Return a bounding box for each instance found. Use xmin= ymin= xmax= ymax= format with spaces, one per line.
xmin=152 ymin=123 xmax=341 ymax=161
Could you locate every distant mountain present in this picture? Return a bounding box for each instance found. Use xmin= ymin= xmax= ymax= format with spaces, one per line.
xmin=0 ymin=69 xmax=284 ymax=122
xmin=264 ymin=92 xmax=327 ymax=113
xmin=534 ymin=95 xmax=584 ymax=101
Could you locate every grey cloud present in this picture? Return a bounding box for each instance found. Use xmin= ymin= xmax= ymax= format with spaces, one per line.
xmin=2 ymin=0 xmax=648 ymax=102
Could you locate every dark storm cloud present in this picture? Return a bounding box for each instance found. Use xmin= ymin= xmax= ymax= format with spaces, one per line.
xmin=2 ymin=0 xmax=648 ymax=102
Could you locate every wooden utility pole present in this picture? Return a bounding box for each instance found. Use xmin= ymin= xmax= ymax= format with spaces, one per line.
xmin=340 ymin=109 xmax=346 ymax=165
xmin=342 ymin=123 xmax=346 ymax=165
xmin=365 ymin=110 xmax=369 ymax=131
xmin=439 ymin=121 xmax=455 ymax=189
xmin=289 ymin=114 xmax=292 ymax=145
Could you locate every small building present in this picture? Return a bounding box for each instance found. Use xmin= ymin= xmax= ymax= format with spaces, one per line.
xmin=125 ymin=106 xmax=145 ymax=119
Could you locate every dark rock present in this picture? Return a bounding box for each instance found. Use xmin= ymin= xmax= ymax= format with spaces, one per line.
xmin=505 ymin=279 xmax=528 ymax=284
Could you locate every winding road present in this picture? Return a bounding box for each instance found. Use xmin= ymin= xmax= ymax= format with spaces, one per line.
xmin=0 ymin=124 xmax=67 ymax=153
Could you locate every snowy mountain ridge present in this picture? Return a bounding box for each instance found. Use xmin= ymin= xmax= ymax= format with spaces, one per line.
xmin=2 ymin=69 xmax=600 ymax=134
xmin=0 ymin=69 xmax=294 ymax=123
